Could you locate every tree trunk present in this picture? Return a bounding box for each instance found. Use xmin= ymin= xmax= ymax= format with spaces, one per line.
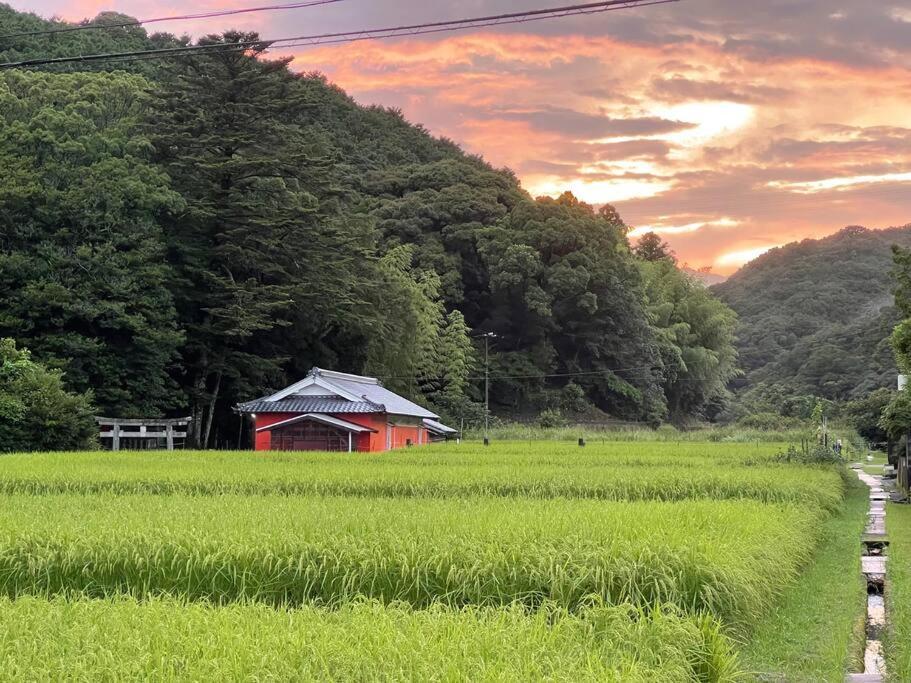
xmin=190 ymin=373 xmax=207 ymax=448
xmin=202 ymin=370 xmax=222 ymax=450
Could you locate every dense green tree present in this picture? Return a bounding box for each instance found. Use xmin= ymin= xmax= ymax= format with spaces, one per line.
xmin=364 ymin=247 xmax=478 ymax=413
xmin=881 ymin=390 xmax=911 ymax=440
xmin=365 ymin=246 xmax=446 ymax=395
xmin=0 ymin=70 xmax=184 ymax=416
xmin=0 ymin=339 xmax=96 ymax=452
xmin=892 ymin=245 xmax=911 ymax=316
xmin=845 ymin=388 xmax=893 ymax=443
xmin=0 ymin=4 xmax=179 ymax=78
xmin=889 ymin=246 xmax=911 ymax=379
xmin=0 ymin=5 xmax=751 ymax=438
xmin=640 ymin=259 xmax=738 ymax=422
xmin=366 ymin=158 xmax=524 ymax=315
xmin=634 ymin=232 xmax=675 ymax=263
xmin=148 ymin=35 xmax=384 ymax=446
xmin=875 ymin=245 xmax=911 ymax=446
xmin=480 ymin=194 xmax=666 ymax=421
xmin=436 ymin=311 xmax=477 ymax=402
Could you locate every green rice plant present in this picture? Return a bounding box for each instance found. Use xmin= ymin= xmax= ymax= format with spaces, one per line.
xmin=0 ymin=597 xmax=743 ymax=682
xmin=464 ymin=423 xmax=812 ymax=444
xmin=0 ymin=494 xmax=823 ymax=631
xmin=0 ymin=445 xmax=845 ymax=509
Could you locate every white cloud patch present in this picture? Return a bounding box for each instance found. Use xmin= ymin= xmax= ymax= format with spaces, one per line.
xmin=769 ymin=171 xmax=911 ymax=193
xmin=628 ymin=217 xmax=739 ymax=238
xmin=715 ymin=244 xmax=782 ymax=268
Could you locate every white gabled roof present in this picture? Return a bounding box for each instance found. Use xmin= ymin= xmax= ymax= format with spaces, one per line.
xmin=264 ymin=371 xmax=364 ymax=403
xmin=255 ymin=413 xmax=377 ymax=433
xmin=257 ymin=368 xmax=438 ymax=420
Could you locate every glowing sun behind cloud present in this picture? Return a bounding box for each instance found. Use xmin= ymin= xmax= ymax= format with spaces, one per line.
xmin=715 ymin=245 xmax=782 ymax=270
xmin=528 ymin=176 xmax=674 ymax=205
xmin=653 ymin=101 xmax=756 ymax=149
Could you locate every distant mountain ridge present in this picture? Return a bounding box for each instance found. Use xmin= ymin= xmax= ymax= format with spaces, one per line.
xmin=713 ymin=224 xmax=911 ymax=401
xmin=682 ymin=266 xmax=726 ymax=286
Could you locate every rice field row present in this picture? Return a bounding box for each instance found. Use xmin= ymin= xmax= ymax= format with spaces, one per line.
xmin=0 ymin=597 xmax=741 ymax=682
xmin=0 ymin=447 xmax=844 ymax=509
xmin=0 ymin=443 xmax=848 ymax=680
xmin=0 ymin=494 xmax=823 ymax=630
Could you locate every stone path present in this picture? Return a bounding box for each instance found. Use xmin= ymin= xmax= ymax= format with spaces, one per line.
xmin=846 ymin=468 xmax=888 ymax=683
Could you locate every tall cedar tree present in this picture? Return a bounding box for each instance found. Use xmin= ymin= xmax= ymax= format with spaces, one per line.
xmin=634 ymin=232 xmax=675 ymax=263
xmin=148 ymin=34 xmax=371 ymax=446
xmin=0 ymin=71 xmax=184 ymax=416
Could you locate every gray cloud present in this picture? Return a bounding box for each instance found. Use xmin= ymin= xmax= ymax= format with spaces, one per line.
xmin=484 ymin=106 xmax=694 ymax=138
xmin=593 ymin=139 xmax=673 ymax=159
xmin=650 ymin=77 xmax=792 ymax=104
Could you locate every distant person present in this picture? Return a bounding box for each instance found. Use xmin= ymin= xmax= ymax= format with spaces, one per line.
xmin=834 ymin=439 xmax=843 ymax=456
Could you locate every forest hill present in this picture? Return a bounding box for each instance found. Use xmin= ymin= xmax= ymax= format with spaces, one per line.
xmin=0 ymin=12 xmax=738 ymax=446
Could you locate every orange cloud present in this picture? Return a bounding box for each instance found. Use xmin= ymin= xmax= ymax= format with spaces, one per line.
xmin=12 ymin=0 xmax=911 ymax=270
xmin=276 ymin=27 xmax=911 ymax=269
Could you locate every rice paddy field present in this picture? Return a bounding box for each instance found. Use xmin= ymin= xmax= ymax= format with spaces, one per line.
xmin=0 ymin=441 xmax=861 ymax=681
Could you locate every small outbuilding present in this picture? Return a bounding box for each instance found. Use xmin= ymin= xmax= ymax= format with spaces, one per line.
xmin=236 ymin=368 xmax=455 ymax=452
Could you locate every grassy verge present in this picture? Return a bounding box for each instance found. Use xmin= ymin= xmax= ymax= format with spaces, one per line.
xmin=739 ymin=477 xmax=868 ymax=681
xmin=465 ymin=424 xmax=809 ymax=443
xmin=862 ymin=451 xmax=888 ymax=475
xmin=886 ymin=503 xmax=911 ymax=680
xmin=0 ymin=597 xmax=742 ymax=682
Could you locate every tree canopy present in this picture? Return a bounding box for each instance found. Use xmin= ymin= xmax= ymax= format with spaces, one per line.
xmin=0 ymin=7 xmax=745 ymax=445
xmin=0 ymin=339 xmax=96 ymax=452
xmin=0 ymin=70 xmax=183 ymax=417
xmin=714 ymin=225 xmax=911 ymax=409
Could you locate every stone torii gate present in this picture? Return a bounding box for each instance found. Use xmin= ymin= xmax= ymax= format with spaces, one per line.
xmin=95 ymin=417 xmax=191 ymax=451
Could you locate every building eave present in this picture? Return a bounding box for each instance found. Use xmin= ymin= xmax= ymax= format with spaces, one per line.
xmin=255 ymin=413 xmax=378 ymax=434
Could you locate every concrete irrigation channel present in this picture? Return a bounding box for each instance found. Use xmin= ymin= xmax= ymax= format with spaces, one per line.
xmin=847 ymin=466 xmax=889 ymax=683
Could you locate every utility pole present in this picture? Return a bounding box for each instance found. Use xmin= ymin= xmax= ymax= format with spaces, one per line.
xmin=473 ymin=331 xmax=496 ymax=446
xmin=484 ymin=333 xmax=490 ymax=444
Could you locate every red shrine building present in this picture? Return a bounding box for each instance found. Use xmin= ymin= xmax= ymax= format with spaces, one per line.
xmin=236 ymin=368 xmax=456 ymax=452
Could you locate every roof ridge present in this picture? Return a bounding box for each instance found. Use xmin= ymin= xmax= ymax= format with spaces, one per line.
xmin=235 ymin=396 xmax=384 ymax=414
xmin=312 ymin=367 xmax=380 ymax=385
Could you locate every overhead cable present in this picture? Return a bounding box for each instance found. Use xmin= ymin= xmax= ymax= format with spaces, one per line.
xmin=0 ymin=0 xmax=346 ymax=40
xmin=0 ymin=0 xmax=679 ymax=69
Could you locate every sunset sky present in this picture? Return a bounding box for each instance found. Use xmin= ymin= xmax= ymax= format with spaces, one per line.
xmin=10 ymin=0 xmax=911 ymax=273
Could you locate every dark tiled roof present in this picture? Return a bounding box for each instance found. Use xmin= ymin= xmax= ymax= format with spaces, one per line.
xmin=237 ymin=396 xmax=383 ymax=414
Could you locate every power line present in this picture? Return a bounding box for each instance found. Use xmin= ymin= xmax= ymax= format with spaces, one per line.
xmin=268 ymin=0 xmax=677 ymax=49
xmin=0 ymin=0 xmax=679 ymax=70
xmin=0 ymin=41 xmax=260 ymax=70
xmin=0 ymin=0 xmax=346 ymax=41
xmin=376 ymin=363 xmax=723 ymax=383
